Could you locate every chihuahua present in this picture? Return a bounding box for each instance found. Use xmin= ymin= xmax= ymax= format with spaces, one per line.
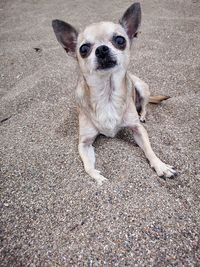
xmin=52 ymin=2 xmax=177 ymax=185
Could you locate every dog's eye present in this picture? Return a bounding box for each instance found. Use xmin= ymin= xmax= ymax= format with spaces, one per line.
xmin=115 ymin=36 xmax=125 ymax=45
xmin=79 ymin=43 xmax=91 ymax=58
xmin=112 ymin=35 xmax=126 ymax=50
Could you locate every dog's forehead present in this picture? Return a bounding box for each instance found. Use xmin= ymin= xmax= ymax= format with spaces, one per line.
xmin=78 ymin=22 xmax=125 ymax=44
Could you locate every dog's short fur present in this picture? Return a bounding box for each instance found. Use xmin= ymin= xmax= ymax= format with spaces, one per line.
xmin=52 ymin=2 xmax=177 ymax=185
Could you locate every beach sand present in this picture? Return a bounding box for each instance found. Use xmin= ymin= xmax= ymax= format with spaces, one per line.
xmin=0 ymin=0 xmax=200 ymax=266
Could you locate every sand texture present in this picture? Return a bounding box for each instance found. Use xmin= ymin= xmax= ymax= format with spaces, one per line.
xmin=0 ymin=0 xmax=200 ymax=266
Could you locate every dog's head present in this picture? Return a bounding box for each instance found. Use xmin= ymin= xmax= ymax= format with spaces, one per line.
xmin=52 ymin=3 xmax=141 ymax=75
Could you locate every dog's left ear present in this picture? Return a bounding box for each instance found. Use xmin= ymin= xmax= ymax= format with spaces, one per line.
xmin=52 ymin=19 xmax=78 ymax=57
xmin=119 ymin=2 xmax=141 ymax=40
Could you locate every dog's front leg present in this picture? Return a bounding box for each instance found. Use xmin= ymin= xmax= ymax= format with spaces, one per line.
xmin=131 ymin=123 xmax=177 ymax=178
xmin=78 ymin=112 xmax=108 ymax=185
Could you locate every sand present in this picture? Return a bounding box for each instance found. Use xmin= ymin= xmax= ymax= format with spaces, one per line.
xmin=0 ymin=0 xmax=200 ymax=266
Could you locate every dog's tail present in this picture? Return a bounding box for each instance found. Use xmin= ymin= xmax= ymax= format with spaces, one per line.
xmin=149 ymin=95 xmax=170 ymax=104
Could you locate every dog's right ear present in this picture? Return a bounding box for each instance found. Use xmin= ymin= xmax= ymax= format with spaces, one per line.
xmin=52 ymin=20 xmax=78 ymax=57
xmin=119 ymin=3 xmax=141 ymax=41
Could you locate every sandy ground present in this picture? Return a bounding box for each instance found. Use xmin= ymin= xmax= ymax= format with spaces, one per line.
xmin=0 ymin=0 xmax=200 ymax=266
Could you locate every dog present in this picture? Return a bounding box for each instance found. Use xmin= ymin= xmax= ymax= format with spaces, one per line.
xmin=52 ymin=2 xmax=177 ymax=185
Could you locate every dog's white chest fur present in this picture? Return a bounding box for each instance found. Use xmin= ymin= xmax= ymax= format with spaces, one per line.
xmin=93 ymin=94 xmax=124 ymax=137
xmin=77 ymin=72 xmax=127 ymax=137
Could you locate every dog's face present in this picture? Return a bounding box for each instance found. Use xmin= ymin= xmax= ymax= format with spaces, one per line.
xmin=52 ymin=3 xmax=141 ymax=75
xmin=77 ymin=22 xmax=130 ymax=74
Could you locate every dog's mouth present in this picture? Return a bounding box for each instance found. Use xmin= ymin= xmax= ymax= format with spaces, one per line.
xmin=96 ymin=58 xmax=117 ymax=70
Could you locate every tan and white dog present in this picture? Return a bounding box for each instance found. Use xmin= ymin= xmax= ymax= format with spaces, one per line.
xmin=52 ymin=2 xmax=177 ymax=185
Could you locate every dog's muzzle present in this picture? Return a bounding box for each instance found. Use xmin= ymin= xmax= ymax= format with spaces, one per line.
xmin=95 ymin=45 xmax=117 ymax=70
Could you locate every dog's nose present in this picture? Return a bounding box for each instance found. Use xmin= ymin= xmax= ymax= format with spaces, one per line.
xmin=95 ymin=45 xmax=109 ymax=59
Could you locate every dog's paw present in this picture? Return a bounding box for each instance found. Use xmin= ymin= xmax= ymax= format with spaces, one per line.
xmin=139 ymin=116 xmax=146 ymax=123
xmin=151 ymin=159 xmax=177 ymax=178
xmin=139 ymin=113 xmax=146 ymax=123
xmin=88 ymin=169 xmax=108 ymax=185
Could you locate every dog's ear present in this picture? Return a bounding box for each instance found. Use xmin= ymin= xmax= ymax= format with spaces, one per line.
xmin=52 ymin=19 xmax=78 ymax=57
xmin=119 ymin=2 xmax=141 ymax=40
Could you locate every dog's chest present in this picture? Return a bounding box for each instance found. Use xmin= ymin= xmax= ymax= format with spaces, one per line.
xmin=77 ymin=73 xmax=129 ymax=137
xmin=92 ymin=94 xmax=125 ymax=137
